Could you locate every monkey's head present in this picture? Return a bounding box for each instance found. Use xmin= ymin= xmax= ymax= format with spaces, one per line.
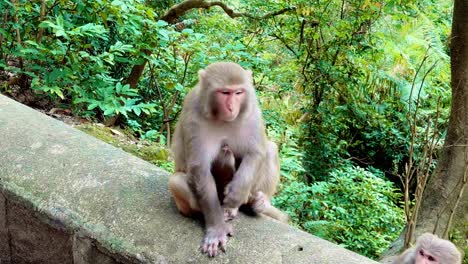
xmin=415 ymin=233 xmax=461 ymax=264
xmin=198 ymin=62 xmax=254 ymax=122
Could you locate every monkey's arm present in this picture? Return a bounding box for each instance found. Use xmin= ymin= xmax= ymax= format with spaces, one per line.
xmin=189 ymin=162 xmax=234 ymax=257
xmin=189 ymin=163 xmax=224 ymax=224
xmin=186 ymin=133 xmax=233 ymax=257
xmin=185 ymin=128 xmax=224 ymax=226
xmin=393 ymin=248 xmax=415 ymax=264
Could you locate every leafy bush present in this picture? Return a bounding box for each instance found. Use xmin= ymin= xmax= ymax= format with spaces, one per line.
xmin=274 ymin=166 xmax=405 ymax=259
xmin=304 ymin=96 xmax=411 ymax=181
xmin=0 ymin=0 xmax=167 ymax=119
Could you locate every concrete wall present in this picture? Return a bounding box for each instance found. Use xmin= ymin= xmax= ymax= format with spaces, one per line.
xmin=0 ymin=95 xmax=378 ymax=264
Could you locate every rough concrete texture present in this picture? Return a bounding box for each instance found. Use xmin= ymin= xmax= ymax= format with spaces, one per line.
xmin=0 ymin=94 xmax=378 ymax=264
xmin=8 ymin=199 xmax=73 ymax=264
xmin=73 ymin=236 xmax=120 ymax=264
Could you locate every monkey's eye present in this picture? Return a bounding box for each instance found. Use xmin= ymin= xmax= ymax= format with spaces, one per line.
xmin=218 ymin=90 xmax=231 ymax=95
xmin=427 ymin=256 xmax=435 ymax=262
xmin=419 ymin=250 xmax=425 ymax=256
xmin=235 ymin=90 xmax=245 ymax=95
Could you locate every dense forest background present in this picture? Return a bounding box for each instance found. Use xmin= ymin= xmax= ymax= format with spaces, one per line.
xmin=1 ymin=0 xmax=465 ymax=261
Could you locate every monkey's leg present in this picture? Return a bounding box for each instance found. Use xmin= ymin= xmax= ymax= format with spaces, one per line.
xmin=247 ymin=141 xmax=288 ymax=223
xmin=249 ymin=191 xmax=289 ymax=223
xmin=169 ymin=172 xmax=200 ymax=217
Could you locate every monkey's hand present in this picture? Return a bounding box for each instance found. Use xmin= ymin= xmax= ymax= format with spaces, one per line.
xmin=201 ymin=223 xmax=234 ymax=257
xmin=223 ymin=207 xmax=238 ymax=221
xmin=223 ymin=182 xmax=248 ymax=209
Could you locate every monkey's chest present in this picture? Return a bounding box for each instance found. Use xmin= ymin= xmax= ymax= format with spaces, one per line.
xmin=200 ymin=123 xmax=249 ymax=142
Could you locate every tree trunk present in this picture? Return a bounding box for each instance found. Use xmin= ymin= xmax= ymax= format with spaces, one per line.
xmin=415 ymin=0 xmax=468 ymax=239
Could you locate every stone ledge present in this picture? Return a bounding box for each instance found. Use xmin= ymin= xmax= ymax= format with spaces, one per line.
xmin=0 ymin=94 xmax=377 ymax=264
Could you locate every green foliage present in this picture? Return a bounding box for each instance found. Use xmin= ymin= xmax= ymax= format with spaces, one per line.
xmin=274 ymin=166 xmax=405 ymax=259
xmin=240 ymin=0 xmax=453 ymax=181
xmin=305 ymin=95 xmax=411 ymax=180
xmin=1 ymin=0 xmax=164 ymax=118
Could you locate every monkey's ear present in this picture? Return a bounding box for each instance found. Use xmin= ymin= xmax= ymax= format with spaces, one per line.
xmin=245 ymin=70 xmax=253 ymax=77
xmin=198 ymin=69 xmax=207 ymax=80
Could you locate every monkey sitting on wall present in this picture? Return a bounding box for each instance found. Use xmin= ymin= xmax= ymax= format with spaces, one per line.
xmin=394 ymin=233 xmax=462 ymax=264
xmin=169 ymin=62 xmax=288 ymax=257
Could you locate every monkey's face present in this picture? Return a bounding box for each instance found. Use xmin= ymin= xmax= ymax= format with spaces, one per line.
xmin=199 ymin=62 xmax=254 ymax=122
xmin=415 ymin=248 xmax=439 ymax=264
xmin=214 ymin=85 xmax=246 ymax=122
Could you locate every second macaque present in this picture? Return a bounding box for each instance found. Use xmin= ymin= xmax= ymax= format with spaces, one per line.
xmin=169 ymin=62 xmax=288 ymax=257
xmin=394 ymin=233 xmax=461 ymax=264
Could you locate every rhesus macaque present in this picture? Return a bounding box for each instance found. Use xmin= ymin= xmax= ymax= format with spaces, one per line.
xmin=169 ymin=62 xmax=288 ymax=257
xmin=394 ymin=233 xmax=461 ymax=264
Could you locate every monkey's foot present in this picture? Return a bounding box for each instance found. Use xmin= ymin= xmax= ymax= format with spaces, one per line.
xmin=201 ymin=223 xmax=234 ymax=257
xmin=251 ymin=191 xmax=269 ymax=214
xmin=223 ymin=207 xmax=238 ymax=221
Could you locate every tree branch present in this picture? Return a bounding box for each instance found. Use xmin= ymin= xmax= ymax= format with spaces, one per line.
xmin=161 ymin=0 xmax=295 ymax=23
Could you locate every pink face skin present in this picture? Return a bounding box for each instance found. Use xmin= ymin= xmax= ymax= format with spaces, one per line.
xmin=215 ymin=85 xmax=246 ymax=122
xmin=416 ymin=249 xmax=438 ymax=264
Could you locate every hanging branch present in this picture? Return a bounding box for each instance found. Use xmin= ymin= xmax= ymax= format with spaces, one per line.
xmin=11 ymin=0 xmax=23 ymax=69
xmin=36 ymin=0 xmax=46 ymax=44
xmin=0 ymin=7 xmax=9 ymax=60
xmin=402 ymin=59 xmax=440 ymax=249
